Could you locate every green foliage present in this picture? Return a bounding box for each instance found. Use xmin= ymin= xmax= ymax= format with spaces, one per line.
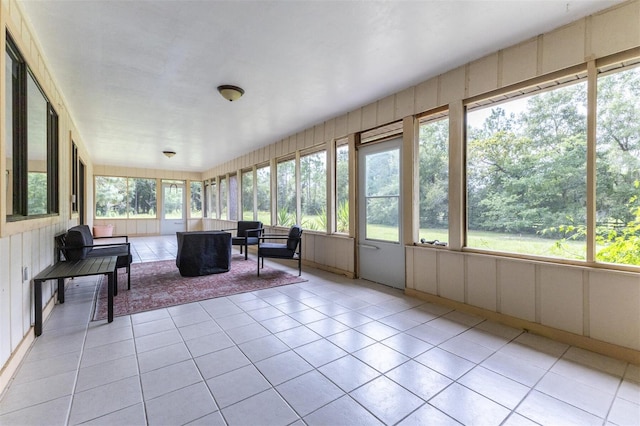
xmin=277 ymin=207 xmax=294 ymax=227
xmin=337 ymin=200 xmax=349 ymax=233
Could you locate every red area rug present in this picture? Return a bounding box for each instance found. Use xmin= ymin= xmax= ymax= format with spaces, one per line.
xmin=92 ymin=255 xmax=306 ymax=320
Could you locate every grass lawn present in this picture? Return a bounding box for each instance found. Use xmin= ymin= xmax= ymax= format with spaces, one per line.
xmin=367 ymin=224 xmax=586 ymax=260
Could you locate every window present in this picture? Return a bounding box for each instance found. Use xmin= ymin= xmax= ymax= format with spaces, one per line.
xmin=241 ymin=170 xmax=254 ymax=220
xmin=190 ymin=181 xmax=203 ymax=218
xmin=277 ymin=159 xmax=296 ymax=226
xmin=5 ymin=35 xmax=59 ymax=220
xmin=128 ymin=178 xmax=156 ymax=217
xmin=95 ymin=176 xmax=156 ymax=218
xmin=71 ymin=142 xmax=79 ymax=213
xmin=204 ymin=179 xmax=217 ymax=218
xmin=467 ymin=78 xmax=588 ymax=260
xmin=229 ymin=174 xmax=238 ymax=221
xmin=300 ymin=150 xmax=327 ymax=231
xmin=95 ymin=177 xmax=127 ymax=218
xmin=595 ymin=64 xmax=640 ymax=266
xmin=220 ymin=177 xmax=228 ymax=219
xmin=256 ymin=165 xmax=271 ymax=225
xmin=418 ymin=114 xmax=449 ymax=244
xmin=335 ymin=142 xmax=349 ymax=233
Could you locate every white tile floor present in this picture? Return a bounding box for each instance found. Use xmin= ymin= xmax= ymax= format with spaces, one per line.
xmin=0 ymin=236 xmax=638 ymax=425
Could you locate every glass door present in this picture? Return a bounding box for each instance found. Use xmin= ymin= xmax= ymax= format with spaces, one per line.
xmin=358 ymin=138 xmax=404 ymax=289
xmin=161 ymin=180 xmax=186 ymax=235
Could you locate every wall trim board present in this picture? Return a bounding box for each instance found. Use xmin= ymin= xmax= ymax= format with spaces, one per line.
xmin=405 ymin=288 xmax=640 ymax=365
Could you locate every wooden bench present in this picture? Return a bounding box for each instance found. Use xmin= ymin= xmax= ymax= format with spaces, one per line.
xmin=33 ymin=256 xmax=117 ymax=336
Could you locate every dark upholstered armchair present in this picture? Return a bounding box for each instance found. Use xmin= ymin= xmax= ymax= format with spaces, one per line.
xmin=257 ymin=225 xmax=303 ymax=276
xmin=55 ymin=225 xmax=132 ymax=291
xmin=223 ymin=221 xmax=263 ymax=260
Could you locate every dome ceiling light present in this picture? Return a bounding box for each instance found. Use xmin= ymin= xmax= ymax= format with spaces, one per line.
xmin=217 ymin=85 xmax=244 ymax=102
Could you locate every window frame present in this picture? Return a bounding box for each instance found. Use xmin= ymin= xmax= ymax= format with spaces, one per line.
xmin=5 ymin=33 xmax=59 ymax=221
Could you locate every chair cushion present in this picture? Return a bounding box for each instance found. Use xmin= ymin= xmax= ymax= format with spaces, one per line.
xmin=87 ymin=246 xmax=132 ymax=268
xmin=258 ymin=243 xmax=294 ymax=259
xmin=287 ymin=225 xmax=302 ymax=251
xmin=65 ymin=225 xmax=94 ymax=260
xmin=231 ymin=236 xmax=260 ymax=246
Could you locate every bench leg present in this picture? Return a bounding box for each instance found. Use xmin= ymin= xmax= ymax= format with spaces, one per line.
xmin=107 ymin=271 xmax=114 ymax=323
xmin=127 ymin=264 xmax=131 ymax=290
xmin=57 ymin=278 xmax=65 ymax=303
xmin=114 ymin=269 xmax=118 ymax=297
xmin=34 ymin=280 xmax=42 ymax=336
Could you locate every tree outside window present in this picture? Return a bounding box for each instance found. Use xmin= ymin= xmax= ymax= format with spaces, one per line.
xmin=336 ymin=144 xmax=349 ymax=233
xmin=301 ymin=151 xmax=327 ymax=231
xmin=595 ymin=65 xmax=640 ymax=266
xmin=419 ymin=116 xmax=449 ymax=243
xmin=256 ymin=165 xmax=271 ymax=225
xmin=277 ymin=159 xmax=296 ymax=226
xmin=220 ymin=177 xmax=228 ymax=219
xmin=128 ymin=178 xmax=156 ymax=218
xmin=190 ymin=181 xmax=203 ymax=218
xmin=95 ymin=176 xmax=127 ymax=218
xmin=242 ymin=170 xmax=254 ymax=220
xmin=467 ymin=80 xmax=588 ymax=260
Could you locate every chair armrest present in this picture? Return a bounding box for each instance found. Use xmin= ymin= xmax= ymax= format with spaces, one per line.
xmin=94 ymin=234 xmax=129 ymax=242
xmin=221 ymin=228 xmax=238 ymax=231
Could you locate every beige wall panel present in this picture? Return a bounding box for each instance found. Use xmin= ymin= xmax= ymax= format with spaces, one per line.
xmin=361 ymin=102 xmax=377 ymax=131
xmin=348 ymin=108 xmax=362 ymax=134
xmin=324 ymin=118 xmax=336 ymax=141
xmin=314 ymin=124 xmax=325 ymax=145
xmin=439 ymin=66 xmax=466 ymax=105
xmin=468 ymin=54 xmax=499 ymax=97
xmin=303 ymin=233 xmax=315 ymax=263
xmin=539 ymin=265 xmax=584 ymax=335
xmin=10 ymin=234 xmax=23 ymax=344
xmin=406 ymin=248 xmax=415 ymax=289
xmin=314 ymin=234 xmax=327 ymax=267
xmin=591 ymin=1 xmax=640 ymax=58
xmin=0 ymin=237 xmax=11 ymax=366
xmin=438 ymin=251 xmax=465 ymax=302
xmin=21 ymin=230 xmax=32 ymax=333
xmin=589 ymin=270 xmax=640 ymax=350
xmin=498 ymin=259 xmax=536 ymax=322
xmin=415 ymin=78 xmax=438 ymax=113
xmin=319 ymin=235 xmax=334 ymax=268
xmin=334 ymin=114 xmax=348 ymax=138
xmin=542 ymin=20 xmax=586 ymax=74
xmin=395 ymin=86 xmax=415 ymax=120
xmin=126 ymin=220 xmax=138 ymax=236
xmin=466 ymin=255 xmax=497 ymax=311
xmin=136 ymin=220 xmax=147 ymax=235
xmin=412 ymin=248 xmax=438 ymax=295
xmin=377 ymin=94 xmax=395 ymax=126
xmin=305 ymin=128 xmax=315 ymax=149
xmin=333 ymin=238 xmax=353 ymax=273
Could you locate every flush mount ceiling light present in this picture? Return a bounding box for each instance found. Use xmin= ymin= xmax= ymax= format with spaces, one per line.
xmin=162 ymin=150 xmax=176 ymax=158
xmin=217 ymin=85 xmax=244 ymax=102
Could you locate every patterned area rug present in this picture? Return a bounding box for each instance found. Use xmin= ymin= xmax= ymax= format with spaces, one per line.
xmin=92 ymin=255 xmax=306 ymax=320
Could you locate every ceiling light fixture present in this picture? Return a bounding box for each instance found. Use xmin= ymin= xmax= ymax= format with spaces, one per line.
xmin=162 ymin=150 xmax=176 ymax=158
xmin=217 ymin=85 xmax=244 ymax=102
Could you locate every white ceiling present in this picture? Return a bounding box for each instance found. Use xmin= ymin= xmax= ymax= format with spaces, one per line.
xmin=18 ymin=0 xmax=620 ymax=172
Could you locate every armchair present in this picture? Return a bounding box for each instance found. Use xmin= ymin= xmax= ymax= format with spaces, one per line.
xmin=56 ymin=225 xmax=132 ymax=292
xmin=223 ymin=221 xmax=263 ymax=260
xmin=257 ymin=225 xmax=303 ymax=276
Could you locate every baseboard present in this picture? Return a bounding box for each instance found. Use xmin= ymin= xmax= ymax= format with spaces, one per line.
xmin=405 ymin=288 xmax=640 ymax=365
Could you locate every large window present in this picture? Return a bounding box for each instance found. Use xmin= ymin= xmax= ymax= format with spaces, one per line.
xmin=335 ymin=142 xmax=349 ymax=234
xmin=418 ymin=114 xmax=449 ymax=244
xmin=204 ymin=179 xmax=217 ymax=219
xmin=220 ymin=177 xmax=228 ymax=219
xmin=277 ymin=159 xmax=296 ymax=226
xmin=256 ymin=165 xmax=271 ymax=225
xmin=229 ymin=174 xmax=238 ymax=221
xmin=595 ymin=65 xmax=640 ymax=266
xmin=6 ymin=35 xmax=59 ymax=220
xmin=95 ymin=177 xmax=156 ymax=218
xmin=190 ymin=181 xmax=203 ymax=218
xmin=241 ymin=170 xmax=254 ymax=220
xmin=300 ymin=150 xmax=327 ymax=231
xmin=467 ymin=79 xmax=588 ymax=260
